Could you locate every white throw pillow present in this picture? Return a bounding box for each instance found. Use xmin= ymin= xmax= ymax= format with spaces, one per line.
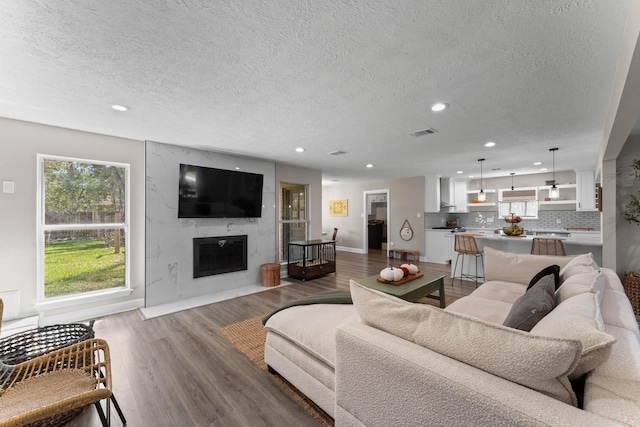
xmin=530 ymin=291 xmax=616 ymax=380
xmin=559 ymin=253 xmax=598 ymax=281
xmin=350 ymin=280 xmax=581 ymax=405
xmin=555 ymin=270 xmax=605 ymax=304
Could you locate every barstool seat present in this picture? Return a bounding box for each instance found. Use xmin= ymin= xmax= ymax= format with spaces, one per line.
xmin=451 ymin=234 xmax=484 ymax=288
xmin=531 ymin=238 xmax=565 ymax=256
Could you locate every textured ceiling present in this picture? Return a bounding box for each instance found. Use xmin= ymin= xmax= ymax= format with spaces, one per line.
xmin=0 ymin=1 xmax=634 ymax=183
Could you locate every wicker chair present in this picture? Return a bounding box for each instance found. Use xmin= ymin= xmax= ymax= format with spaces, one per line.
xmin=531 ymin=238 xmax=566 ymax=256
xmin=0 ymin=339 xmax=112 ymax=427
xmin=0 ymin=304 xmax=126 ymax=425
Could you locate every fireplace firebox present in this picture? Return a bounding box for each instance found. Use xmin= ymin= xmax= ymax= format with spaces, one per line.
xmin=193 ymin=235 xmax=247 ymax=278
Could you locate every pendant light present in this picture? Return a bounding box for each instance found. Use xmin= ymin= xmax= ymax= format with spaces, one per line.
xmin=510 ymin=172 xmax=515 ymax=190
xmin=549 ymin=148 xmax=559 ymax=199
xmin=478 ymin=159 xmax=486 ymax=202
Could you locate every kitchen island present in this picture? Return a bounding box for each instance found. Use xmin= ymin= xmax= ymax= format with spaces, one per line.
xmin=442 ymin=229 xmax=602 ymax=280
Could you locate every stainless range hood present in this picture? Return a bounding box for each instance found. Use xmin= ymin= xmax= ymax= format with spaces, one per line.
xmin=440 ymin=178 xmax=455 ymax=209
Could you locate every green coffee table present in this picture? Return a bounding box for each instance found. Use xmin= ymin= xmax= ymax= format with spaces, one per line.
xmin=357 ymin=271 xmax=446 ymax=307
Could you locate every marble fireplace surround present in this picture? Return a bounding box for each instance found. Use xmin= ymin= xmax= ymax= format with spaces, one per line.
xmin=145 ymin=141 xmax=277 ymax=308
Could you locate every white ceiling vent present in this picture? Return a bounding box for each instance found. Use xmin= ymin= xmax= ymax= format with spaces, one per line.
xmin=409 ymin=128 xmax=437 ymax=137
xmin=328 ymin=150 xmax=347 ymax=156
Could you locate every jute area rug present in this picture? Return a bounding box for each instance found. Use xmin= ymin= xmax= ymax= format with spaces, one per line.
xmin=219 ymin=295 xmax=456 ymax=427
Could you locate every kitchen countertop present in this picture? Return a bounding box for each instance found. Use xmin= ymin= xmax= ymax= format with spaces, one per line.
xmin=430 ymin=227 xmax=600 ymax=243
xmin=440 ymin=228 xmax=602 ymax=264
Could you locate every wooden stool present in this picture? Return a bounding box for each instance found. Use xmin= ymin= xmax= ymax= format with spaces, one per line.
xmin=451 ymin=234 xmax=484 ymax=288
xmin=261 ymin=263 xmax=281 ymax=287
xmin=531 ymin=238 xmax=565 ymax=256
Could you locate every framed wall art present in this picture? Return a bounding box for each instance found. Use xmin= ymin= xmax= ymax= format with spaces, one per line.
xmin=329 ymin=199 xmax=348 ymax=216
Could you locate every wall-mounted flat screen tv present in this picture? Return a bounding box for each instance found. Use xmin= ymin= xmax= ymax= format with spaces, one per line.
xmin=178 ymin=164 xmax=264 ymax=218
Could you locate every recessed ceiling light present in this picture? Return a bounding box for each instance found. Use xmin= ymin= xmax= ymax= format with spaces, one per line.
xmin=234 ymin=167 xmax=241 ymax=170
xmin=366 ymin=164 xmax=373 ymax=168
xmin=457 ymin=170 xmax=463 ymax=174
xmin=533 ymin=161 xmax=542 ymax=166
xmin=540 ymin=167 xmax=548 ymax=171
xmin=295 ymin=147 xmax=305 ymax=153
xmin=111 ymin=104 xmax=129 ymax=112
xmin=431 ymin=102 xmax=448 ymax=112
xmin=484 ymin=141 xmax=496 ymax=147
xmin=469 ymin=175 xmax=475 ymax=178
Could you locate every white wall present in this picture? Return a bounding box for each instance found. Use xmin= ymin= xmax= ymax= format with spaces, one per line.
xmin=145 ymin=141 xmax=277 ymax=307
xmin=323 ymin=176 xmax=425 ymax=254
xmin=0 ymin=118 xmax=145 ymax=319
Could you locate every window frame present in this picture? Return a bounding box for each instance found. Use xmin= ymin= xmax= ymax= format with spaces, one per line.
xmin=36 ymin=154 xmax=131 ymax=308
xmin=278 ymin=183 xmax=309 ymax=262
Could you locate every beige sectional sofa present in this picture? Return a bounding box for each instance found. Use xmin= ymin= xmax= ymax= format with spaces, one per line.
xmin=264 ymin=247 xmax=640 ymax=426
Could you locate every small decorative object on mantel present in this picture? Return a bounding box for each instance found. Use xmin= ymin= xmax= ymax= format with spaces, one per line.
xmin=503 ymin=213 xmax=523 ymax=236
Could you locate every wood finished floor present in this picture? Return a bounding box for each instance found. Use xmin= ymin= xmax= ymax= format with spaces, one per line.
xmin=70 ymin=250 xmax=478 ymax=426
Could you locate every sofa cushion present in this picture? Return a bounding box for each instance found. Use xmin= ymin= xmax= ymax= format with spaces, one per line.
xmin=350 ymin=280 xmax=581 ymax=405
xmin=467 ymin=280 xmax=528 ymax=305
xmin=527 ymin=265 xmax=560 ymax=291
xmin=555 ymin=271 xmax=605 ymax=304
xmin=583 ymin=375 xmax=640 ymax=427
xmin=445 ymin=295 xmax=514 ymax=324
xmin=559 ymin=253 xmax=598 ymax=281
xmin=264 ymin=304 xmax=357 ymax=367
xmin=583 ymin=325 xmax=640 ymax=425
xmin=589 ymin=324 xmax=640 ymax=382
xmin=483 ymin=247 xmax=574 ymax=285
xmin=503 ymin=272 xmax=556 ymax=331
xmin=530 ymin=292 xmax=616 ymax=380
xmin=600 ymin=289 xmax=640 ymax=332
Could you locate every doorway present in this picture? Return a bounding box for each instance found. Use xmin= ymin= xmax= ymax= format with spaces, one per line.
xmin=362 ymin=189 xmax=390 ymax=254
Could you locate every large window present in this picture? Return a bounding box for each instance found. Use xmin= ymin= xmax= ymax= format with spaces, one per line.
xmin=279 ymin=183 xmax=308 ymax=262
xmin=37 ymin=155 xmax=129 ymax=302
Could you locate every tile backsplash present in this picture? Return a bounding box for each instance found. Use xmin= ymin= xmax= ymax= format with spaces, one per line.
xmin=425 ymin=210 xmax=600 ymax=231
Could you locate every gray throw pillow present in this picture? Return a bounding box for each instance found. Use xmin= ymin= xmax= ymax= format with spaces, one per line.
xmin=503 ymin=273 xmax=556 ymax=331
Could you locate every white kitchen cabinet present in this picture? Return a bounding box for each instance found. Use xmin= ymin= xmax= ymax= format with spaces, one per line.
xmin=367 ymin=194 xmax=387 ymax=215
xmin=452 ymin=180 xmax=468 ymax=213
xmin=425 ymin=230 xmax=453 ymax=264
xmin=576 ymin=170 xmax=597 ymax=211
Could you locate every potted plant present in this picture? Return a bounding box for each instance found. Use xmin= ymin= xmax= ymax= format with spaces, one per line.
xmin=622 ymin=159 xmax=640 ymax=316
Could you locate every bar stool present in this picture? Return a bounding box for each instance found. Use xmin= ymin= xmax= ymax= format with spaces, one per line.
xmin=451 ymin=234 xmax=484 ymax=288
xmin=531 ymin=238 xmax=565 ymax=256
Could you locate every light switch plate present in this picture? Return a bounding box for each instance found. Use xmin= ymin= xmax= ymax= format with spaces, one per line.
xmin=2 ymin=181 xmax=14 ymax=194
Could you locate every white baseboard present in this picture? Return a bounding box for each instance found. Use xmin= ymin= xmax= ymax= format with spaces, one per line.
xmin=39 ymin=298 xmax=145 ymax=326
xmin=336 ymin=246 xmax=365 ymax=254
